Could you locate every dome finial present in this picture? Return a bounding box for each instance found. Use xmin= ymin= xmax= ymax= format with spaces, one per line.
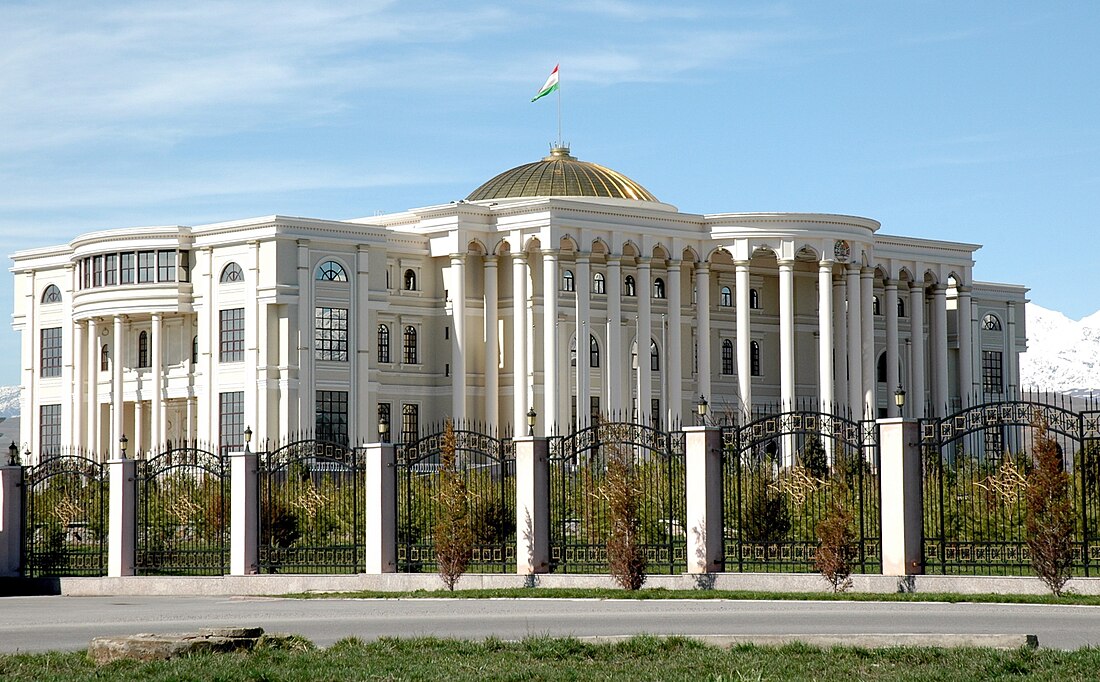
xmin=544 ymin=144 xmax=574 ymax=161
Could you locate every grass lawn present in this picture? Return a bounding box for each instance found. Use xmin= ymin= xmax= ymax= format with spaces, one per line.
xmin=285 ymin=586 xmax=1100 ymax=606
xmin=3 ymin=636 xmax=1100 ymax=681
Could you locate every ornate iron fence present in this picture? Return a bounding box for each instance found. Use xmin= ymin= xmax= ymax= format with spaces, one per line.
xmin=722 ymin=411 xmax=881 ymax=573
xmin=135 ymin=444 xmax=228 ymax=575
xmin=22 ymin=455 xmax=107 ymax=577
xmin=921 ymin=401 xmax=1100 ymax=575
xmin=395 ymin=427 xmax=515 ymax=573
xmin=258 ymin=439 xmax=363 ymax=573
xmin=547 ymin=422 xmax=687 ymax=574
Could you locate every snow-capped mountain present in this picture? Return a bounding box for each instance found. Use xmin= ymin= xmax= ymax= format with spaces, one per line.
xmin=1021 ymin=303 xmax=1100 ymax=398
xmin=0 ymin=385 xmax=19 ymax=417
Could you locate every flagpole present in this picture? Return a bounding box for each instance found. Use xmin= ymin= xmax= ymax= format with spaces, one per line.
xmin=556 ymin=65 xmax=562 ymax=148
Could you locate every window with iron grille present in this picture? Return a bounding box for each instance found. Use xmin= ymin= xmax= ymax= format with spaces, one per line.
xmin=39 ymin=404 xmax=61 ymax=457
xmin=40 ymin=327 xmax=62 ymax=377
xmin=982 ymin=350 xmax=1004 ymax=397
xmin=219 ymin=391 xmax=244 ymax=455
xmin=137 ymin=251 xmax=155 ymax=283
xmin=157 ymin=250 xmax=176 ymax=282
xmin=378 ymin=402 xmax=391 ymax=443
xmin=751 ymin=340 xmax=761 ymax=376
xmin=138 ymin=330 xmax=150 ymax=368
xmin=722 ymin=339 xmax=734 ymax=375
xmin=219 ymin=308 xmax=244 ymax=362
xmin=316 ymin=390 xmax=349 ymax=445
xmin=403 ymin=325 xmax=418 ymax=364
xmin=377 ymin=324 xmax=391 ymax=363
xmin=401 ymin=403 xmax=419 ymax=442
xmin=314 ymin=307 xmax=349 ymax=361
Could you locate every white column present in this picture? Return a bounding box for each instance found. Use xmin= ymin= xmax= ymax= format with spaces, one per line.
xmin=540 ymin=252 xmax=557 ymax=434
xmin=818 ymin=261 xmax=834 ymax=413
xmin=931 ymin=284 xmax=949 ymax=415
xmin=512 ymin=251 xmax=529 ymax=432
xmin=885 ymin=280 xmax=900 ymax=417
xmin=87 ymin=318 xmax=99 ymax=454
xmin=355 ymin=245 xmax=371 ymax=444
xmin=576 ymin=254 xmax=592 ymax=427
xmin=909 ymin=282 xmax=926 ymax=418
xmin=151 ymin=313 xmax=162 ymax=449
xmin=607 ymin=259 xmax=623 ymax=415
xmin=833 ymin=276 xmax=847 ymax=414
xmin=484 ymin=256 xmax=500 ymax=431
xmin=72 ymin=319 xmax=85 ymax=449
xmin=450 ymin=254 xmax=467 ymax=423
xmin=861 ymin=267 xmax=875 ymax=418
xmin=735 ymin=260 xmax=751 ymax=417
xmin=112 ymin=315 xmax=124 ymax=449
xmin=667 ymin=260 xmax=683 ymax=424
xmin=778 ymin=259 xmax=795 ymax=411
xmin=957 ymin=286 xmax=974 ymax=405
xmin=878 ymin=417 xmax=923 ymax=576
xmin=1006 ymin=301 xmax=1019 ymax=396
xmin=245 ymin=241 xmax=260 ymax=436
xmin=61 ymin=268 xmax=74 ymax=450
xmin=695 ymin=262 xmax=712 ymax=410
xmin=295 ymin=241 xmax=311 ymax=436
xmin=20 ymin=272 xmax=34 ymax=456
xmin=846 ymin=265 xmax=863 ymax=417
xmin=637 ymin=258 xmax=653 ymax=424
xmin=134 ymin=400 xmax=143 ymax=456
xmin=186 ymin=396 xmax=194 ymax=443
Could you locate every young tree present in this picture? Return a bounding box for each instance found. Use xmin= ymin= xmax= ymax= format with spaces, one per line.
xmin=434 ymin=419 xmax=473 ymax=591
xmin=605 ymin=443 xmax=647 ymax=590
xmin=815 ymin=474 xmax=857 ymax=593
xmin=1026 ymin=421 xmax=1075 ymax=597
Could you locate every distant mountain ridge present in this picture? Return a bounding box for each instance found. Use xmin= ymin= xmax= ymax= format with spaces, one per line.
xmin=0 ymin=385 xmax=18 ymax=418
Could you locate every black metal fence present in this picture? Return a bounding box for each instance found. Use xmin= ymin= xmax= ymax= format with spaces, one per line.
xmin=258 ymin=439 xmax=363 ymax=573
xmin=547 ymin=422 xmax=687 ymax=574
xmin=921 ymin=400 xmax=1100 ymax=575
xmin=722 ymin=412 xmax=881 ymax=573
xmin=135 ymin=444 xmax=228 ymax=576
xmin=395 ymin=427 xmax=516 ymax=573
xmin=22 ymin=454 xmax=107 ymax=577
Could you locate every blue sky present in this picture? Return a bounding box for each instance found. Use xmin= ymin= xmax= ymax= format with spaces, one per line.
xmin=2 ymin=1 xmax=1098 ymax=386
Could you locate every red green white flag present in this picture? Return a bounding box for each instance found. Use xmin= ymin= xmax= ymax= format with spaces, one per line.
xmin=531 ymin=64 xmax=559 ymax=102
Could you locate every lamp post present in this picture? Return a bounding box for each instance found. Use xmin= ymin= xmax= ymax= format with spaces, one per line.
xmin=378 ymin=413 xmax=390 ymax=443
xmin=526 ymin=407 xmax=537 ymax=437
xmin=119 ymin=434 xmax=128 ymax=459
xmin=697 ymin=395 xmax=708 ymax=426
xmin=7 ymin=441 xmax=18 ymax=466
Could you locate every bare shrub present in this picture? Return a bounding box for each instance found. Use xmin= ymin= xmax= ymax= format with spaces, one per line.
xmin=604 ymin=443 xmax=647 ymax=590
xmin=1026 ymin=420 xmax=1074 ymax=597
xmin=434 ymin=419 xmax=473 ymax=591
xmin=815 ymin=474 xmax=857 ymax=593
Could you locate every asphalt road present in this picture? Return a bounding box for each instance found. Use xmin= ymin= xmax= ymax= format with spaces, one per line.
xmin=1 ymin=596 xmax=1098 ymax=653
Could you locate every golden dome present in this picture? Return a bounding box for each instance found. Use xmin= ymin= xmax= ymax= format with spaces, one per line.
xmin=466 ymin=147 xmax=658 ymax=202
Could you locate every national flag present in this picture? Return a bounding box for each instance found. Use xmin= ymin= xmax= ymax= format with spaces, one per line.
xmin=531 ymin=64 xmax=559 ymax=102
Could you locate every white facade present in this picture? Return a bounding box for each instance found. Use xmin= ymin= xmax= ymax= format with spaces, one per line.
xmin=10 ymin=150 xmax=1028 ymax=461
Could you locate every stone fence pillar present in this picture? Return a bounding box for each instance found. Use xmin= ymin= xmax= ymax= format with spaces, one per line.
xmin=107 ymin=457 xmax=137 ymax=577
xmin=230 ymin=449 xmax=258 ymax=575
xmin=364 ymin=442 xmax=396 ymax=573
xmin=684 ymin=426 xmax=724 ymax=573
xmin=0 ymin=465 xmax=22 ymax=576
xmin=878 ymin=418 xmax=924 ymax=575
xmin=514 ymin=436 xmax=549 ymax=574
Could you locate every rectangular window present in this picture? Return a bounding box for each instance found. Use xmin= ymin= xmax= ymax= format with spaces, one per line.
xmin=93 ymin=255 xmax=104 ymax=287
xmin=721 ymin=340 xmax=734 ymax=375
xmin=651 ymin=398 xmax=661 ymax=427
xmin=120 ymin=253 xmax=135 ymax=284
xmin=40 ymin=327 xmax=62 ymax=377
xmin=591 ymin=397 xmax=600 ymax=422
xmin=378 ymin=402 xmax=391 ymax=443
xmin=219 ymin=308 xmax=245 ymax=362
xmin=179 ymin=251 xmax=191 ymax=283
xmin=104 ymin=254 xmax=117 ymax=286
xmin=982 ymin=350 xmax=1004 ymax=397
xmin=137 ymin=251 xmax=154 ymax=283
xmin=316 ymin=390 xmax=349 ymax=445
xmin=80 ymin=258 xmax=89 ymax=289
xmin=219 ymin=391 xmax=244 ymax=455
xmin=157 ymin=250 xmax=176 ymax=282
xmin=39 ymin=404 xmax=62 ymax=457
xmin=401 ymin=403 xmax=419 ymax=443
xmin=314 ymin=307 xmax=349 ymax=361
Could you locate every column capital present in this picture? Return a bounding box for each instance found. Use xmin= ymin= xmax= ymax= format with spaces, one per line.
xmin=883 ymin=278 xmax=897 ymax=290
xmin=512 ymin=250 xmax=528 ymax=264
xmin=818 ymin=259 xmax=835 ymax=270
xmin=860 ymin=266 xmax=874 ymax=278
xmin=575 ymin=252 xmax=591 ymax=264
xmin=637 ymin=256 xmax=652 ymax=268
xmin=777 ymin=259 xmax=796 ymax=269
xmin=484 ymin=254 xmax=499 ymax=267
xmin=909 ymin=280 xmax=925 ymax=292
xmin=667 ymin=258 xmax=683 ymax=272
xmin=696 ymin=262 xmax=711 ymax=274
xmin=449 ymin=252 xmax=467 ymax=265
xmin=930 ymin=283 xmax=948 ymax=295
xmin=956 ymin=285 xmax=972 ymax=295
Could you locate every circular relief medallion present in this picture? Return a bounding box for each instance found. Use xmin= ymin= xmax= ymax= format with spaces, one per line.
xmin=833 ymin=240 xmax=851 ymax=263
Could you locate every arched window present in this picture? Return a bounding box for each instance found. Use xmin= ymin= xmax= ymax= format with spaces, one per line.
xmin=873 ymin=295 xmax=881 ymax=316
xmin=377 ymin=324 xmax=391 ymax=363
xmin=138 ymin=331 xmax=150 ymax=368
xmin=722 ymin=339 xmax=734 ymax=375
xmin=41 ymin=285 xmax=62 ymax=304
xmin=982 ymin=313 xmax=1002 ymax=331
xmin=750 ymin=341 xmax=761 ymax=376
xmin=653 ymin=277 xmax=666 ymax=299
xmin=220 ymin=262 xmax=244 ymax=283
xmin=593 ymin=272 xmax=605 ymax=294
xmin=650 ymin=339 xmax=660 ymax=372
xmin=315 ymin=260 xmax=348 ymax=282
xmin=624 ymin=275 xmax=636 ymax=297
xmin=403 ymin=269 xmax=417 ymax=291
xmin=877 ymin=352 xmax=887 ymax=383
xmin=403 ymin=325 xmax=418 ymax=364
xmin=100 ymin=344 xmax=109 ymax=372
xmin=749 ymin=288 xmax=760 ymax=309
xmin=562 ymin=269 xmax=575 ymax=292
xmin=719 ymin=286 xmax=732 ymax=307
xmin=192 ymin=336 xmax=198 ymax=364
xmin=897 ymin=297 xmax=906 ymax=318
xmin=590 ymin=335 xmax=600 ymax=368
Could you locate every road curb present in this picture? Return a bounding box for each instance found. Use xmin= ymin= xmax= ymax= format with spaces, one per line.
xmin=574 ymin=633 xmax=1040 ymax=649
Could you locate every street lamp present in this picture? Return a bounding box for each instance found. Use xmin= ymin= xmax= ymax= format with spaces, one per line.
xmin=526 ymin=407 xmax=537 ymax=437
xmin=697 ymin=395 xmax=708 ymax=426
xmin=243 ymin=426 xmax=252 ymax=452
xmin=119 ymin=434 xmax=129 ymax=459
xmin=7 ymin=441 xmax=17 ymax=466
xmin=378 ymin=414 xmax=390 ymax=443
xmin=894 ymin=385 xmax=906 ymax=412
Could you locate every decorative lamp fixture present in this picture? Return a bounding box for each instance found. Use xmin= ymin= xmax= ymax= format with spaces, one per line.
xmin=527 ymin=407 xmax=537 ymax=437
xmin=119 ymin=434 xmax=129 ymax=459
xmin=7 ymin=441 xmax=17 ymax=466
xmin=697 ymin=395 xmax=708 ymax=425
xmin=894 ymin=386 xmax=906 ymax=409
xmin=244 ymin=426 xmax=252 ymax=444
xmin=378 ymin=414 xmax=390 ymax=441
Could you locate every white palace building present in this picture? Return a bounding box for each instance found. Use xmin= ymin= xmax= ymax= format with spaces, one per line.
xmin=11 ymin=147 xmax=1028 ymax=461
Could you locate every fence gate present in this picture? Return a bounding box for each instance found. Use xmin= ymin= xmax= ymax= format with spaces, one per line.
xmin=258 ymin=440 xmax=363 ymax=573
xmin=921 ymin=401 xmax=1100 ymax=575
xmin=22 ymin=454 xmax=107 ymax=577
xmin=395 ymin=428 xmax=515 ymax=573
xmin=547 ymin=422 xmax=687 ymax=574
xmin=722 ymin=411 xmax=881 ymax=573
xmin=135 ymin=444 xmax=228 ymax=575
